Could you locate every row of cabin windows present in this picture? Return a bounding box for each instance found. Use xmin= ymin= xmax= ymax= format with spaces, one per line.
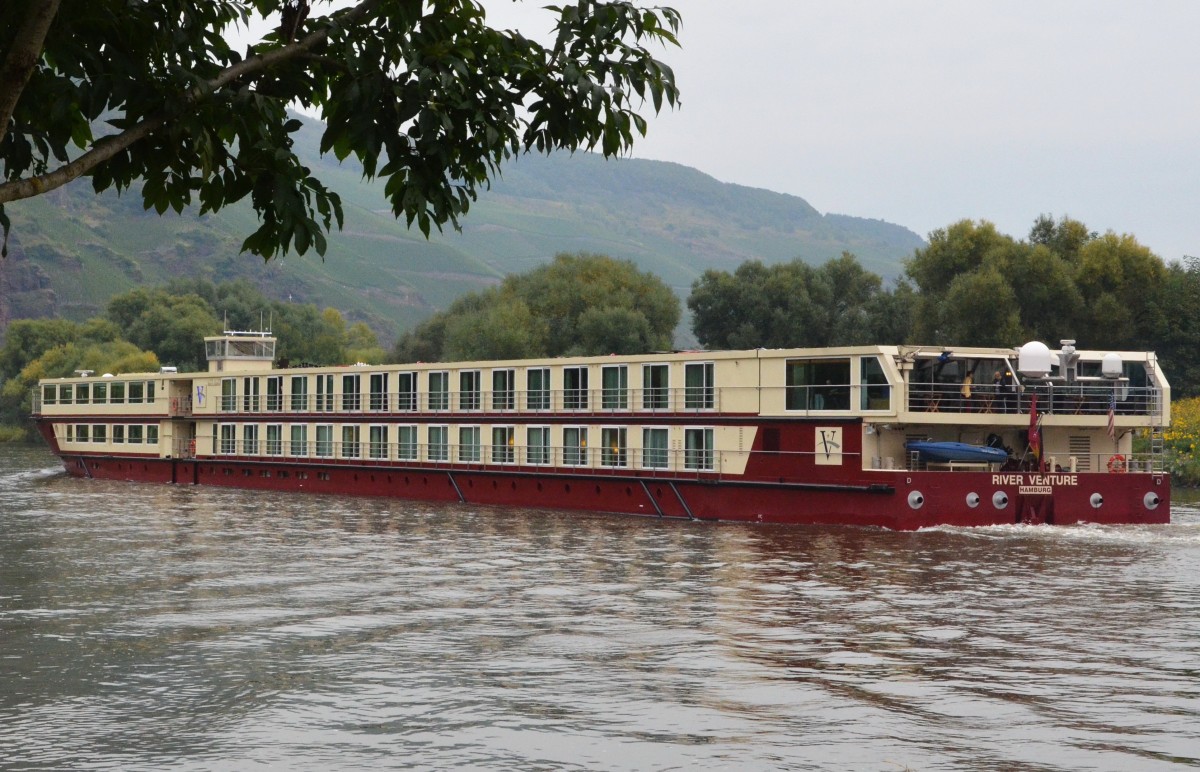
xmin=212 ymin=423 xmax=715 ymax=471
xmin=217 ymin=363 xmax=716 ymax=413
xmin=784 ymin=357 xmax=891 ymax=411
xmin=43 ymin=380 xmax=157 ymax=406
xmin=64 ymin=424 xmax=159 ymax=445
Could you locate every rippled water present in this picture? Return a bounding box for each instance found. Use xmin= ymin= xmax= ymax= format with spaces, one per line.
xmin=2 ymin=444 xmax=1199 ymax=771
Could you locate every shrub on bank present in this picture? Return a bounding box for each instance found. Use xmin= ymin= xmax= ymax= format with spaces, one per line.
xmin=1164 ymin=397 xmax=1200 ymax=487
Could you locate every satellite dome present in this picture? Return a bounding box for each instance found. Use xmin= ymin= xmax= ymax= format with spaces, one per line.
xmin=1018 ymin=341 xmax=1053 ymax=378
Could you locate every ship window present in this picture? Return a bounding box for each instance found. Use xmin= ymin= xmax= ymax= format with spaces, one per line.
xmin=219 ymin=424 xmax=235 ymax=454
xmin=527 ymin=368 xmax=551 ymax=411
xmin=492 ymin=426 xmax=515 ymax=463
xmin=315 ymin=374 xmax=334 ymax=412
xmin=685 ymin=427 xmax=714 ymax=471
xmin=397 ymin=425 xmax=418 ymax=460
xmin=242 ymin=424 xmax=259 ymax=455
xmin=59 ymin=384 xmax=74 ymax=404
xmin=266 ymin=424 xmax=283 ymax=455
xmin=684 ymin=362 xmax=714 ymax=409
xmin=92 ymin=382 xmax=107 ymax=404
xmin=92 ymin=424 xmax=107 ymax=444
xmin=428 ymin=425 xmax=449 ymax=461
xmin=601 ymin=427 xmax=627 ymax=467
xmin=368 ymin=425 xmax=388 ymax=459
xmin=66 ymin=424 xmax=74 ymax=442
xmin=113 ymin=425 xmax=125 ymax=444
xmin=602 ymin=365 xmax=628 ymax=410
xmin=643 ymin=364 xmax=669 ymax=410
xmin=860 ymin=357 xmax=891 ymax=410
xmin=642 ymin=428 xmax=669 ymax=469
xmin=315 ymin=425 xmax=334 ymax=457
xmin=563 ymin=426 xmax=589 ymax=466
xmin=76 ymin=424 xmax=89 ymax=442
xmin=527 ymin=426 xmax=551 ymax=465
xmin=129 ymin=381 xmax=144 ymax=405
xmin=146 ymin=381 xmax=156 ymax=407
xmin=265 ymin=377 xmax=283 ymax=412
xmin=76 ymin=383 xmax=90 ymax=405
xmin=43 ymin=385 xmax=57 ymax=406
xmin=369 ymin=373 xmax=389 ymax=412
xmin=290 ymin=376 xmax=308 ymax=411
xmin=221 ymin=378 xmax=237 ymax=412
xmin=492 ymin=369 xmax=515 ymax=411
xmin=786 ymin=359 xmax=850 ymax=411
xmin=458 ymin=426 xmax=481 ymax=462
xmin=564 ymin=367 xmax=589 ymax=410
xmin=428 ymin=372 xmax=450 ymax=411
xmin=110 ymin=381 xmax=125 ymax=403
xmin=128 ymin=424 xmax=144 ymax=444
xmin=341 ymin=374 xmax=361 ymax=412
xmin=341 ymin=425 xmax=360 ymax=458
xmin=459 ymin=371 xmax=481 ymax=411
xmin=396 ymin=372 xmax=417 ymax=412
xmin=146 ymin=425 xmax=158 ymax=445
xmin=290 ymin=424 xmax=308 ymax=457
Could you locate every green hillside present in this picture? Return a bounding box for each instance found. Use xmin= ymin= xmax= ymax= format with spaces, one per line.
xmin=1 ymin=116 xmax=924 ymax=344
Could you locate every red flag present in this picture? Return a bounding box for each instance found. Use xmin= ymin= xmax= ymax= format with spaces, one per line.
xmin=1028 ymin=393 xmax=1044 ymax=472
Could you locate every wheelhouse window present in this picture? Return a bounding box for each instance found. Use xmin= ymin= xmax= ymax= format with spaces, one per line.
xmin=563 ymin=426 xmax=588 ymax=466
xmin=59 ymin=384 xmax=74 ymax=404
xmin=290 ymin=425 xmax=308 ymax=457
xmin=492 ymin=369 xmax=515 ymax=411
xmin=642 ymin=427 xmax=669 ymax=469
xmin=527 ymin=368 xmax=550 ymax=411
xmin=684 ymin=362 xmax=714 ymax=410
xmin=600 ymin=427 xmax=627 ymax=468
xmin=459 ymin=371 xmax=481 ymax=411
xmin=221 ymin=379 xmax=236 ymax=412
xmin=458 ymin=426 xmax=481 ymax=462
xmin=290 ymin=376 xmax=308 ymax=411
xmin=146 ymin=381 xmax=156 ymax=407
xmin=369 ymin=373 xmax=389 ymax=412
xmin=342 ymin=374 xmax=361 ymax=412
xmin=75 ymin=383 xmax=90 ymax=405
xmin=341 ymin=425 xmax=361 ymax=458
xmin=643 ymin=364 xmax=669 ymax=410
xmin=492 ymin=426 xmax=515 ymax=463
xmin=684 ymin=428 xmax=714 ymax=471
xmin=601 ymin=365 xmax=628 ymax=410
xmin=860 ymin=356 xmax=891 ymax=410
xmin=428 ymin=372 xmax=450 ymax=411
xmin=397 ymin=425 xmax=419 ymax=460
xmin=110 ymin=381 xmax=125 ymax=403
xmin=564 ymin=367 xmax=589 ymax=410
xmin=527 ymin=426 xmax=550 ymax=465
xmin=368 ymin=425 xmax=389 ymax=459
xmin=428 ymin=425 xmax=449 ymax=461
xmin=396 ymin=372 xmax=417 ymax=411
xmin=92 ymin=381 xmax=107 ymax=404
xmin=786 ymin=358 xmax=850 ymax=411
xmin=265 ymin=376 xmax=283 ymax=412
xmin=42 ymin=384 xmax=57 ymax=406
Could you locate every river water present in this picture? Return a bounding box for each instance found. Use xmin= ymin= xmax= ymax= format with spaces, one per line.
xmin=2 ymin=444 xmax=1199 ymax=771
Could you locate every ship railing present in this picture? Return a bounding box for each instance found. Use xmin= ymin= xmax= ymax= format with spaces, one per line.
xmin=907 ymin=381 xmax=1162 ymax=419
xmin=906 ymin=451 xmax=1164 ymax=474
xmin=168 ymin=396 xmax=193 ymax=416
xmin=213 ymin=386 xmax=723 ymax=416
xmin=30 ymin=387 xmax=42 ymax=415
xmin=173 ymin=437 xmax=197 ymax=459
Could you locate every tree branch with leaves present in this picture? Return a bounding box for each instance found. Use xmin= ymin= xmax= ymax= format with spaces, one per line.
xmin=0 ymin=0 xmax=680 ymax=258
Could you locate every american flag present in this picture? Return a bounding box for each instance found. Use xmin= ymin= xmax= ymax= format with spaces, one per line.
xmin=1107 ymin=389 xmax=1117 ymax=442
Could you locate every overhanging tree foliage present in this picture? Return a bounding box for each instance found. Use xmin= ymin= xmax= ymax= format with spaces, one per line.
xmin=0 ymin=0 xmax=680 ymax=257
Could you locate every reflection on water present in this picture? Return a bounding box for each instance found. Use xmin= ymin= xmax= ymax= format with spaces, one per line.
xmin=2 ymin=444 xmax=1199 ymax=771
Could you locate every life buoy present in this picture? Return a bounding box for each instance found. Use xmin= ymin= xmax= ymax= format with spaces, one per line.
xmin=1107 ymin=454 xmax=1126 ymax=473
xmin=170 ymin=397 xmax=179 ymax=413
xmin=187 ymin=439 xmax=197 ymax=457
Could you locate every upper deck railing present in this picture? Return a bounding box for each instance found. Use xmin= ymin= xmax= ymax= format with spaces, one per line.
xmin=906 ymin=381 xmax=1162 ymax=419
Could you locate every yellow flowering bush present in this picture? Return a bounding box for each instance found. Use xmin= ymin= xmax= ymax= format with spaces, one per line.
xmin=1164 ymin=396 xmax=1200 ymax=486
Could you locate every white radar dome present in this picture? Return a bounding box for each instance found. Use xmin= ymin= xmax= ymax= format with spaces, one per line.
xmin=1018 ymin=341 xmax=1053 ymax=378
xmin=1102 ymin=352 xmax=1123 ymax=378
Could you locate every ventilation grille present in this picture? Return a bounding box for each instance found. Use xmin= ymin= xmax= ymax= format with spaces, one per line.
xmin=1068 ymin=435 xmax=1091 ymax=471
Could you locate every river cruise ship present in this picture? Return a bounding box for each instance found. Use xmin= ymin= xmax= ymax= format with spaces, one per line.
xmin=32 ymin=333 xmax=1170 ymax=529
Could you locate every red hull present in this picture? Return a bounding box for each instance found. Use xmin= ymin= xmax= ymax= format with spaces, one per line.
xmin=52 ymin=451 xmax=1171 ymax=530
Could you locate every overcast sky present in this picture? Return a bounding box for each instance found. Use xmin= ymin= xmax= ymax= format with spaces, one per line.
xmin=482 ymin=0 xmax=1199 ymax=261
